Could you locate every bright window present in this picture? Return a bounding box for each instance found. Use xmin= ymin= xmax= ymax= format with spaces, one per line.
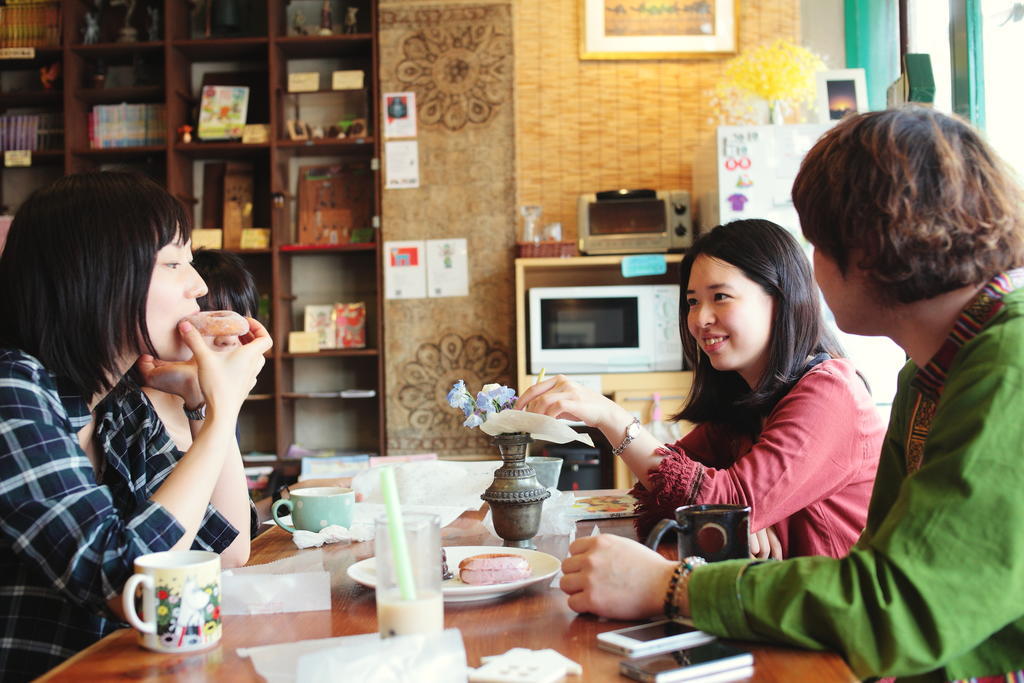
xmin=906 ymin=0 xmax=953 ymax=113
xmin=979 ymin=1 xmax=1024 ymax=178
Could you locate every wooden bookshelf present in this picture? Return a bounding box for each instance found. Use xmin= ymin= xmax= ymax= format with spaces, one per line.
xmin=0 ymin=0 xmax=385 ymax=468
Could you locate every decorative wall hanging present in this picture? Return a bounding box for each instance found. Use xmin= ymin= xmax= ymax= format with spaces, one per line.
xmin=580 ymin=0 xmax=739 ymax=60
xmin=390 ymin=6 xmax=512 ymax=130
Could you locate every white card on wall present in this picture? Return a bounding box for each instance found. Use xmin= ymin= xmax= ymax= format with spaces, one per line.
xmin=425 ymin=238 xmax=468 ymax=298
xmin=384 ymin=240 xmax=426 ymax=299
xmin=383 ymin=92 xmax=417 ymax=138
xmin=385 ymin=140 xmax=420 ymax=189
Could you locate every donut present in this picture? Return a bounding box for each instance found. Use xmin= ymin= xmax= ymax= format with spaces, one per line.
xmin=458 ymin=553 xmax=531 ymax=585
xmin=184 ymin=310 xmax=249 ymax=337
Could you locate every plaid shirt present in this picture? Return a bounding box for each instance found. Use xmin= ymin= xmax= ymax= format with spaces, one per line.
xmin=0 ymin=348 xmax=246 ymax=680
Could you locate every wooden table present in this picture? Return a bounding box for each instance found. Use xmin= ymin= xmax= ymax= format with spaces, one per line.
xmin=40 ymin=499 xmax=856 ymax=681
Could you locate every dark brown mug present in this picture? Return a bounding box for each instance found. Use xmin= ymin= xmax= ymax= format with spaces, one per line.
xmin=645 ymin=504 xmax=750 ymax=562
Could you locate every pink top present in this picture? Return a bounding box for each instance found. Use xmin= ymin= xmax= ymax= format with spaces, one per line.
xmin=631 ymin=358 xmax=885 ymax=558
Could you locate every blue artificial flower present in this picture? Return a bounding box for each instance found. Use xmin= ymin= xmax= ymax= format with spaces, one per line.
xmin=447 ymin=380 xmax=475 ymax=417
xmin=476 ymin=384 xmax=517 ymax=415
xmin=448 ymin=379 xmax=517 ymax=429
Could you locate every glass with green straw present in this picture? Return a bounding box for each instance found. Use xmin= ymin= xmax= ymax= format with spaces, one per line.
xmin=375 ymin=467 xmax=444 ymax=637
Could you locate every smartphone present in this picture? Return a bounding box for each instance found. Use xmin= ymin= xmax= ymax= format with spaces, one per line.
xmin=596 ymin=619 xmax=715 ymax=658
xmin=619 ymin=642 xmax=754 ymax=683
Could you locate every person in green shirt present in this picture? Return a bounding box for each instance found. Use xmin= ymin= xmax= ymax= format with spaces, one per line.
xmin=558 ymin=107 xmax=1024 ymax=682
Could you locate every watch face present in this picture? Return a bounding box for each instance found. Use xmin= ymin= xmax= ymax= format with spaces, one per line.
xmin=626 ymin=419 xmax=641 ymax=438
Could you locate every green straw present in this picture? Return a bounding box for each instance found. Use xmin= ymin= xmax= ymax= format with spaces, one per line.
xmin=380 ymin=467 xmax=417 ymax=601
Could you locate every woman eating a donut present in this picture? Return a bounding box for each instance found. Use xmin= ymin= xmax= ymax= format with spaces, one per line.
xmin=0 ymin=172 xmax=272 ymax=679
xmin=140 ymin=248 xmax=260 ymax=452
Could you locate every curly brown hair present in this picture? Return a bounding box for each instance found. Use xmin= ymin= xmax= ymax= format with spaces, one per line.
xmin=793 ymin=107 xmax=1024 ymax=304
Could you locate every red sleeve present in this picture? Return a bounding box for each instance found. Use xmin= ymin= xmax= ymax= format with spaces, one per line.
xmin=631 ymin=423 xmax=724 ymax=539
xmin=632 ymin=360 xmax=867 ymax=537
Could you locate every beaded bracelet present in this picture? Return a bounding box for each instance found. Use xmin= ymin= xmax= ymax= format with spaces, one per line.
xmin=663 ymin=563 xmax=686 ymax=621
xmin=664 ymin=556 xmax=707 ymax=620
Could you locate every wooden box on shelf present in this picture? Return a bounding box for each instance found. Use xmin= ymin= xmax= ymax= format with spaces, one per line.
xmin=296 ymin=162 xmax=373 ymax=246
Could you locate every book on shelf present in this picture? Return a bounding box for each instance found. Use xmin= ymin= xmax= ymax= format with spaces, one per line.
xmin=0 ymin=112 xmax=62 ymax=152
xmin=88 ymin=104 xmax=165 ymax=149
xmin=243 ymin=466 xmax=273 ymax=491
xmin=333 ymin=302 xmax=366 ymax=349
xmin=242 ymin=452 xmax=278 ymax=463
xmin=0 ymin=2 xmax=61 ymax=49
xmin=197 ymin=85 xmax=249 ymax=141
xmin=303 ymin=304 xmax=336 ymax=350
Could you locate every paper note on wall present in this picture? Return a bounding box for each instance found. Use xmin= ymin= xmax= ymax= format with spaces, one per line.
xmin=383 ymin=92 xmax=417 ymax=138
xmin=385 ymin=140 xmax=419 ymax=189
xmin=384 ymin=240 xmax=427 ymax=299
xmin=425 ymin=238 xmax=468 ymax=297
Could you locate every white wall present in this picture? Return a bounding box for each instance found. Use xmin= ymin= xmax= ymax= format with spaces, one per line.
xmin=802 ymin=0 xmax=846 ymax=68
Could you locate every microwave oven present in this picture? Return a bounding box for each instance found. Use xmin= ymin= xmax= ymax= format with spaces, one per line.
xmin=577 ymin=189 xmax=692 ymax=255
xmin=528 ymin=285 xmax=684 ymax=375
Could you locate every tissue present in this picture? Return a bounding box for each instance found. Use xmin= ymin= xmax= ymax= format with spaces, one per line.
xmin=296 ymin=628 xmax=468 ymax=683
xmin=222 ymin=550 xmax=331 ymax=615
xmin=479 ymin=410 xmax=595 ymax=447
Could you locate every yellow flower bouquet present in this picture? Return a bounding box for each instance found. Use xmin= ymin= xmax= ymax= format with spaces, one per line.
xmin=708 ymin=39 xmax=825 ymax=125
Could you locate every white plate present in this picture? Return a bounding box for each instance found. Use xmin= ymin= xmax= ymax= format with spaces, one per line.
xmin=346 ymin=546 xmax=561 ymax=603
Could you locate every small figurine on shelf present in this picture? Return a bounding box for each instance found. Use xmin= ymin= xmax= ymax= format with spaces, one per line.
xmin=318 ymin=0 xmax=333 ymax=36
xmin=292 ymin=10 xmax=307 ymax=35
xmin=346 ymin=118 xmax=367 ymax=137
xmin=112 ymin=0 xmax=139 ymax=42
xmin=39 ymin=62 xmax=60 ymax=90
xmin=145 ymin=6 xmax=160 ymax=41
xmin=344 ymin=6 xmax=358 ymax=34
xmin=82 ymin=11 xmax=101 ymax=44
xmin=177 ymin=125 xmax=193 ymax=144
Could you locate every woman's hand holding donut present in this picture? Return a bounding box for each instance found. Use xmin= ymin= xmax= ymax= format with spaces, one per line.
xmin=178 ymin=317 xmax=272 ymax=419
xmin=136 ymin=354 xmax=203 ymax=408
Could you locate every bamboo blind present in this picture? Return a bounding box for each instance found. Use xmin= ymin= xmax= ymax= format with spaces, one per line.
xmin=515 ymin=0 xmax=800 ymax=241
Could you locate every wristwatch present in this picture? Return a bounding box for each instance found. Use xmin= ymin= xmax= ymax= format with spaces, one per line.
xmin=183 ymin=403 xmax=207 ymax=420
xmin=611 ymin=417 xmax=641 ymax=457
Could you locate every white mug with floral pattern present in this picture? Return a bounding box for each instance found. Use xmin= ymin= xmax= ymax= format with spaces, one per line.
xmin=121 ymin=550 xmax=222 ymax=653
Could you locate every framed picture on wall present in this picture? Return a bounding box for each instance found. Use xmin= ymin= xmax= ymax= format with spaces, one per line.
xmin=815 ymin=68 xmax=869 ymax=122
xmin=579 ymin=0 xmax=738 ymax=60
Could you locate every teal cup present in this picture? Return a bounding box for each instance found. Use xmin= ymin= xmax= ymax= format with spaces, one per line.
xmin=271 ymin=486 xmax=355 ymax=533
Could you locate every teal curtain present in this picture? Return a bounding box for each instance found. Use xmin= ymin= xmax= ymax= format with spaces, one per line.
xmin=949 ymin=0 xmax=986 ymax=127
xmin=844 ymin=0 xmax=901 ymax=111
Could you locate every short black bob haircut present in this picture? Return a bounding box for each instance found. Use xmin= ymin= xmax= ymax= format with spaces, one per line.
xmin=674 ymin=219 xmax=843 ymax=436
xmin=191 ymin=248 xmax=259 ymax=318
xmin=0 ymin=171 xmax=192 ymax=400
